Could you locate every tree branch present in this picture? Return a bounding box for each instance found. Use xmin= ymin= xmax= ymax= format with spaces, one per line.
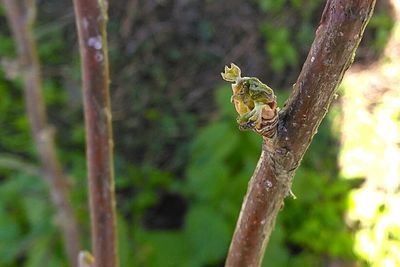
xmin=224 ymin=1 xmax=376 ymax=266
xmin=72 ymin=1 xmax=118 ymax=267
xmin=2 ymin=0 xmax=81 ymax=266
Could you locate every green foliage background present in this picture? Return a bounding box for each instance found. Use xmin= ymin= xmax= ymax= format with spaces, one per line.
xmin=0 ymin=1 xmax=396 ymax=266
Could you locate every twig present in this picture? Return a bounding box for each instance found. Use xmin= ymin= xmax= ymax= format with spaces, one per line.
xmin=2 ymin=0 xmax=81 ymax=266
xmin=72 ymin=1 xmax=118 ymax=267
xmin=0 ymin=154 xmax=41 ymax=177
xmin=224 ymin=1 xmax=376 ymax=266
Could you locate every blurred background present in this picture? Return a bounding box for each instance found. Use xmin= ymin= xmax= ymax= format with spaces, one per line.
xmin=0 ymin=0 xmax=399 ymax=266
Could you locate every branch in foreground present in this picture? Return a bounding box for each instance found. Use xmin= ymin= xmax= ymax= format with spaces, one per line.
xmin=72 ymin=1 xmax=118 ymax=267
xmin=224 ymin=1 xmax=376 ymax=266
xmin=2 ymin=0 xmax=81 ymax=266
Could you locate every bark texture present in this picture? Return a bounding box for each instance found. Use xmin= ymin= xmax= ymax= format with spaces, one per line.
xmin=72 ymin=0 xmax=119 ymax=266
xmin=2 ymin=0 xmax=81 ymax=266
xmin=225 ymin=1 xmax=376 ymax=266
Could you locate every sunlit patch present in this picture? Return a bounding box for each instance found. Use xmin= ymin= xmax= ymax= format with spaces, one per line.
xmin=340 ymin=22 xmax=400 ymax=265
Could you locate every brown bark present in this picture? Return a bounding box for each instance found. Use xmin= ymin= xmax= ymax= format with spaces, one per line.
xmin=225 ymin=1 xmax=376 ymax=266
xmin=72 ymin=1 xmax=118 ymax=267
xmin=2 ymin=0 xmax=81 ymax=266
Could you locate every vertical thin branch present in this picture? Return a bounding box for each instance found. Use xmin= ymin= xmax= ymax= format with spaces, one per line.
xmin=2 ymin=0 xmax=81 ymax=266
xmin=72 ymin=1 xmax=118 ymax=267
xmin=225 ymin=0 xmax=376 ymax=266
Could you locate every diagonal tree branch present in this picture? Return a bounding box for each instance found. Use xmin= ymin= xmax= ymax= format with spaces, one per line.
xmin=71 ymin=1 xmax=118 ymax=266
xmin=225 ymin=1 xmax=376 ymax=266
xmin=2 ymin=0 xmax=81 ymax=266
